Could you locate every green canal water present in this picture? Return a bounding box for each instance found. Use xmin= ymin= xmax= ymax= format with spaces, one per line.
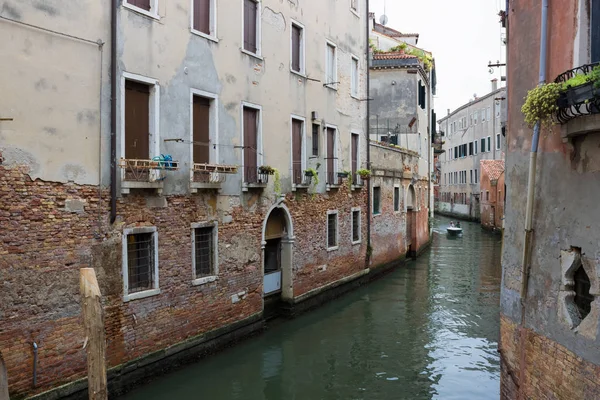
xmin=120 ymin=216 xmax=502 ymax=400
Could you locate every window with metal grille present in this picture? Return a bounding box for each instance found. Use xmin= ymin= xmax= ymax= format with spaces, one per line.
xmin=312 ymin=124 xmax=319 ymax=156
xmin=327 ymin=213 xmax=338 ymax=248
xmin=352 ymin=210 xmax=360 ymax=242
xmin=574 ymin=267 xmax=593 ymax=320
xmin=127 ymin=232 xmax=155 ymax=293
xmin=373 ymin=186 xmax=381 ymax=215
xmin=243 ymin=0 xmax=258 ymax=54
xmin=394 ymin=187 xmax=400 ymax=211
xmin=194 ymin=227 xmax=214 ymax=277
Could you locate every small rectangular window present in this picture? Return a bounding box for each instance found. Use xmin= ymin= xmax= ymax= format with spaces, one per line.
xmin=327 ymin=212 xmax=338 ymax=249
xmin=474 ymin=140 xmax=478 ymax=155
xmin=482 ymin=109 xmax=486 ymax=122
xmin=291 ymin=118 xmax=304 ymax=185
xmin=487 ymin=107 xmax=491 ymax=121
xmin=243 ymin=0 xmax=259 ymax=54
xmin=127 ymin=232 xmax=155 ymax=293
xmin=193 ymin=0 xmax=212 ymax=35
xmin=352 ymin=209 xmax=361 ymax=243
xmin=475 ymin=169 xmax=478 ymax=183
xmin=351 ymin=56 xmax=359 ymax=97
xmin=194 ymin=226 xmax=214 ymax=277
xmin=481 ymin=138 xmax=486 ymax=153
xmin=593 ymin=0 xmax=600 ymax=62
xmin=394 ymin=186 xmax=400 ymax=211
xmin=326 ymin=42 xmax=337 ymax=88
xmin=487 ymin=136 xmax=491 ymax=152
xmin=454 ymin=146 xmax=458 ymax=159
xmin=291 ymin=22 xmax=304 ymax=73
xmin=312 ymin=123 xmax=319 ymax=156
xmin=373 ymin=186 xmax=381 ymax=215
xmin=496 ymin=134 xmax=501 ymax=150
xmin=470 ymin=170 xmax=473 ymax=184
xmin=126 ymin=0 xmax=151 ymax=12
xmin=469 ymin=142 xmax=473 ymax=156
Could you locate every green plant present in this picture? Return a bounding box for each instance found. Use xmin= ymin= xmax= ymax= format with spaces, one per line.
xmin=521 ymin=82 xmax=561 ymax=128
xmin=347 ymin=173 xmax=353 ymax=190
xmin=562 ymin=66 xmax=600 ymax=90
xmin=259 ymin=165 xmax=275 ymax=175
xmin=273 ymin=168 xmax=281 ymax=195
xmin=389 ymin=43 xmax=408 ymax=53
xmin=357 ymin=169 xmax=371 ymax=179
xmin=305 ymin=168 xmax=319 ymax=186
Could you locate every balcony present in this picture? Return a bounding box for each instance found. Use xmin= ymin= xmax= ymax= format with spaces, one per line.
xmin=243 ymin=166 xmax=272 ymax=190
xmin=555 ymin=62 xmax=600 ymax=137
xmin=191 ymin=163 xmax=238 ymax=193
xmin=292 ymin=166 xmax=314 ymax=190
xmin=119 ymin=158 xmax=179 ymax=194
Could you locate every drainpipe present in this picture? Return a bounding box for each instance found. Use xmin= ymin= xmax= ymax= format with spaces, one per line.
xmin=520 ymin=0 xmax=549 ymax=325
xmin=110 ymin=0 xmax=118 ymax=224
xmin=366 ymin=0 xmax=372 ymax=266
xmin=32 ymin=342 xmax=38 ymax=388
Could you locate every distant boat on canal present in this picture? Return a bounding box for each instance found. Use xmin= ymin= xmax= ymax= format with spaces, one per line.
xmin=447 ymin=221 xmax=463 ymax=236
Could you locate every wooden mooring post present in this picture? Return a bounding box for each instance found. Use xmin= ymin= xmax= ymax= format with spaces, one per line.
xmin=80 ymin=268 xmax=107 ymax=400
xmin=0 ymin=352 xmax=8 ymax=400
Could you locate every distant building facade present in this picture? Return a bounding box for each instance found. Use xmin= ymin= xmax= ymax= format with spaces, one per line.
xmin=436 ymin=84 xmax=506 ymax=221
xmin=479 ymin=160 xmax=505 ymax=230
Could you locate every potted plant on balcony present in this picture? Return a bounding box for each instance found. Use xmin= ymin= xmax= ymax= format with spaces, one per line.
xmin=558 ymin=65 xmax=600 ymax=108
xmin=521 ymin=82 xmax=562 ymax=127
xmin=337 ymin=170 xmax=350 ymax=178
xmin=258 ymin=165 xmax=276 ymax=175
xmin=357 ymin=169 xmax=371 ymax=180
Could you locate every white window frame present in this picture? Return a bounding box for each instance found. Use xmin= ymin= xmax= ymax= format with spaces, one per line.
xmin=351 ymin=55 xmax=359 ymax=99
xmin=372 ymin=185 xmax=382 ymax=215
xmin=241 ymin=0 xmax=262 ymax=59
xmin=123 ymin=0 xmax=160 ymax=20
xmin=350 ymin=0 xmax=360 ymax=17
xmin=350 ymin=131 xmax=361 ymax=185
xmin=487 ymin=107 xmax=491 ymax=122
xmin=326 ymin=210 xmax=339 ymax=251
xmin=290 ymin=115 xmax=307 ymax=189
xmin=393 ymin=184 xmax=401 ymax=213
xmin=481 ymin=108 xmax=486 ymax=122
xmin=241 ymin=101 xmax=263 ymax=185
xmin=191 ymin=221 xmax=219 ymax=286
xmin=325 ymin=40 xmax=338 ymax=90
xmin=190 ymin=89 xmax=219 ymax=181
xmin=474 ymin=111 xmax=478 ymax=125
xmin=496 ymin=133 xmax=501 ymax=150
xmin=290 ymin=19 xmax=306 ymax=76
xmin=325 ymin=124 xmax=339 ymax=186
xmin=351 ymin=207 xmax=362 ymax=245
xmin=190 ymin=0 xmax=218 ymax=42
xmin=120 ymin=72 xmax=160 ymax=164
xmin=122 ymin=226 xmax=160 ymax=302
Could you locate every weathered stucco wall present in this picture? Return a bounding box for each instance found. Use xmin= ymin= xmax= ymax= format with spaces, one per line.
xmin=501 ymin=0 xmax=600 ymax=398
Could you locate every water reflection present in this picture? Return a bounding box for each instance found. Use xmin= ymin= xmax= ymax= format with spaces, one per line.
xmin=121 ymin=216 xmax=501 ymax=400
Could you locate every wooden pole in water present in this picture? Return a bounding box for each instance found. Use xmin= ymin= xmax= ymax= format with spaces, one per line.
xmin=0 ymin=352 xmax=8 ymax=400
xmin=80 ymin=268 xmax=107 ymax=400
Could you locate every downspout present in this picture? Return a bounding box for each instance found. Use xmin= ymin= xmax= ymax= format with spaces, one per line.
xmin=366 ymin=0 xmax=372 ymax=267
xmin=110 ymin=0 xmax=118 ymax=224
xmin=519 ymin=0 xmax=548 ymax=324
xmin=32 ymin=342 xmax=38 ymax=388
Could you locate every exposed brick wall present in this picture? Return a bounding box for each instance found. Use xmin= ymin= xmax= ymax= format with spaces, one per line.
xmin=500 ymin=315 xmax=600 ymax=400
xmin=480 ymin=168 xmax=504 ymax=230
xmin=0 ymin=165 xmax=372 ymax=399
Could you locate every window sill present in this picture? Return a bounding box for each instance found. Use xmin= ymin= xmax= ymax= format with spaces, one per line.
xmin=350 ymin=8 xmax=360 ymax=18
xmin=351 ymin=94 xmax=360 ymax=100
xmin=290 ymin=70 xmax=307 ymax=79
xmin=325 ymin=85 xmax=338 ymax=91
xmin=241 ymin=49 xmax=264 ymax=61
xmin=351 ymin=184 xmax=364 ymax=191
xmin=326 ymin=184 xmax=341 ymax=191
xmin=121 ymin=180 xmax=164 ymax=195
xmin=122 ymin=3 xmax=160 ymax=20
xmin=373 ymin=212 xmax=382 ymax=217
xmin=190 ymin=182 xmax=222 ymax=192
xmin=192 ymin=276 xmax=218 ymax=286
xmin=243 ymin=182 xmax=268 ymax=191
xmin=327 ymin=246 xmax=339 ymax=252
xmin=292 ymin=184 xmax=311 ymax=191
xmin=352 ymin=240 xmax=362 ymax=246
xmin=123 ymin=288 xmax=161 ymax=302
xmin=191 ymin=29 xmax=219 ymax=43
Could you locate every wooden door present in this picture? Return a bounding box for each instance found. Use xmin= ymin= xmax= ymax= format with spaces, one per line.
xmin=125 ymin=80 xmax=150 ymax=160
xmin=243 ymin=0 xmax=257 ymax=53
xmin=351 ymin=134 xmax=358 ymax=177
xmin=292 ymin=119 xmax=302 ymax=184
xmin=244 ymin=108 xmax=258 ymax=183
xmin=193 ymin=96 xmax=210 ymax=164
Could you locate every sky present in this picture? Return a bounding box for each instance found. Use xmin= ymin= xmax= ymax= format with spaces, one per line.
xmin=370 ymin=0 xmax=507 ymax=118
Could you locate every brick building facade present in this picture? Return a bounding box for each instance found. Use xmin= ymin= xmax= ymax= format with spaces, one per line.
xmin=501 ymin=0 xmax=600 ymax=398
xmin=479 ymin=159 xmax=505 ymax=230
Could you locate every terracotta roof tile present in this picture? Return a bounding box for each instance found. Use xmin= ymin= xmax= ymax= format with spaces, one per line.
xmin=373 ymin=52 xmax=418 ymax=60
xmin=480 ymin=160 xmax=505 ymax=181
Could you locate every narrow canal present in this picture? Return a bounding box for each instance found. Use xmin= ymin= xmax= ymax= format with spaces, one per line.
xmin=121 ymin=216 xmax=502 ymax=400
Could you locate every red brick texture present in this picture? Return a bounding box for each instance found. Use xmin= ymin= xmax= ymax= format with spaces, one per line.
xmin=500 ymin=315 xmax=600 ymax=400
xmin=479 ymin=160 xmax=505 ymax=230
xmin=0 ymin=165 xmax=370 ymax=399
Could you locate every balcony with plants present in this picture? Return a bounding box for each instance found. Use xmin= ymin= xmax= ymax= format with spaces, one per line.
xmin=191 ymin=163 xmax=238 ymax=193
xmin=119 ymin=155 xmax=179 ymax=194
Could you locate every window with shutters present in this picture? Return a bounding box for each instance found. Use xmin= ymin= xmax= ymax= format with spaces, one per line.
xmin=470 ymin=170 xmax=473 ymax=184
xmin=122 ymin=73 xmax=159 ymax=166
xmin=326 ymin=126 xmax=338 ymax=185
xmin=327 ymin=211 xmax=339 ymax=250
xmin=487 ymin=136 xmax=491 ymax=153
xmin=373 ymin=186 xmax=381 ymax=215
xmin=291 ymin=21 xmax=305 ymax=74
xmin=394 ymin=186 xmax=400 ymax=212
xmin=243 ymin=0 xmax=260 ymax=56
xmin=351 ymin=56 xmax=359 ymax=98
xmin=351 ymin=132 xmax=359 ymax=184
xmin=291 ymin=117 xmax=306 ymax=186
xmin=242 ymin=103 xmax=262 ymax=184
xmin=481 ymin=138 xmax=486 ymax=153
xmin=312 ymin=123 xmax=319 ymax=156
xmin=191 ymin=222 xmax=218 ymax=286
xmin=593 ymin=0 xmax=600 ymax=63
xmin=418 ymin=80 xmax=426 ymax=109
xmin=124 ymin=0 xmax=159 ymax=19
xmin=496 ymin=134 xmax=501 ymax=150
xmin=122 ymin=227 xmax=159 ymax=302
xmin=191 ymin=90 xmax=218 ymax=168
xmin=192 ymin=0 xmax=216 ymax=40
xmin=325 ymin=42 xmax=338 ymax=89
xmin=351 ymin=208 xmax=361 ymax=244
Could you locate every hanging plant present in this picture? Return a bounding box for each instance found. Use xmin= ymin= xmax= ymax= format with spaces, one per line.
xmin=521 ymin=82 xmax=561 ymax=128
xmin=305 ymin=168 xmax=319 ymax=186
xmin=357 ymin=169 xmax=371 ymax=179
xmin=273 ymin=168 xmax=281 ymax=195
xmin=259 ymin=165 xmax=276 ymax=175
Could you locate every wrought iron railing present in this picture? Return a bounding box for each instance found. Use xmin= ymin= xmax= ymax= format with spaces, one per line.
xmin=119 ymin=158 xmax=179 ymax=182
xmin=192 ymin=163 xmax=237 ymax=185
xmin=326 ymin=171 xmax=342 ymax=186
xmin=244 ymin=166 xmax=270 ymax=185
xmin=554 ymin=62 xmax=600 ymax=124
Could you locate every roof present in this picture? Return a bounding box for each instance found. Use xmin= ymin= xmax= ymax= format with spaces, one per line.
xmin=373 ymin=23 xmax=419 ymax=40
xmin=438 ymin=87 xmax=506 ymax=123
xmin=480 ymin=160 xmax=505 ymax=181
xmin=373 ymin=52 xmax=418 ymax=60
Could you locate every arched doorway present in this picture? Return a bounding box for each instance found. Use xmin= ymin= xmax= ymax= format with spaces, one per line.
xmin=262 ymin=204 xmax=294 ymax=301
xmin=406 ymin=185 xmax=417 ymax=257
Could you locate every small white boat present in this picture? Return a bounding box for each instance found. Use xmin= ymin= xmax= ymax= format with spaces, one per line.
xmin=447 ymin=227 xmax=463 ymax=236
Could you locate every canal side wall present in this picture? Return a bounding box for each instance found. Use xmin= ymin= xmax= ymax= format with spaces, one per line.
xmin=502 ymin=0 xmax=600 ymax=398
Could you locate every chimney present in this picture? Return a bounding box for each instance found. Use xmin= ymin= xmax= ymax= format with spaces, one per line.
xmin=491 ymin=78 xmax=498 ymax=92
xmin=368 ymin=12 xmax=375 ymax=33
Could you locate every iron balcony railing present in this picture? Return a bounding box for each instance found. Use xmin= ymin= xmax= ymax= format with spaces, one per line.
xmin=244 ymin=166 xmax=271 ymax=185
xmin=554 ymin=62 xmax=600 ymax=124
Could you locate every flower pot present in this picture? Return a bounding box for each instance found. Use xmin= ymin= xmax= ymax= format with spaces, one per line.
xmin=359 ymin=174 xmax=370 ymax=180
xmin=337 ymin=172 xmax=349 ymax=178
xmin=560 ymin=82 xmax=597 ymax=107
xmin=304 ymin=171 xmax=317 ymax=177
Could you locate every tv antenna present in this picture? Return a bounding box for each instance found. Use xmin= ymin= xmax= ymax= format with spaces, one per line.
xmin=380 ymin=0 xmax=388 ymax=25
